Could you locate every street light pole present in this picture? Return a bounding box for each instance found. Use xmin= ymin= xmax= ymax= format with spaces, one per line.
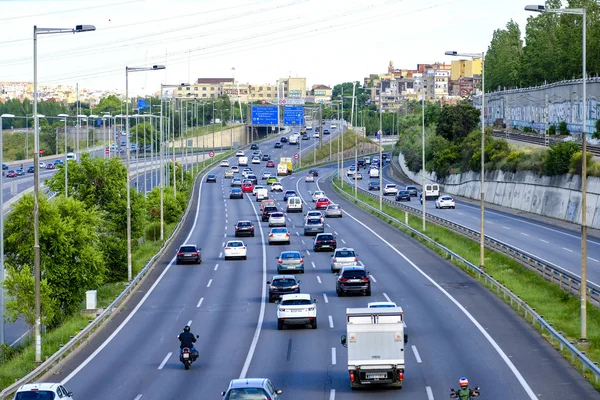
xmin=57 ymin=114 xmax=69 ymax=196
xmin=421 ymin=86 xmax=426 ymax=230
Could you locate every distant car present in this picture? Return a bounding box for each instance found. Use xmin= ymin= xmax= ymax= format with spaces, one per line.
xmin=247 ymin=174 xmax=258 ymax=185
xmin=266 ymin=160 xmax=275 ymax=168
xmin=231 ymin=177 xmax=242 ymax=187
xmin=283 ymin=190 xmax=297 ymax=201
xmin=220 ymin=378 xmax=282 ymax=400
xmin=13 ymin=383 xmax=74 ymax=400
xmin=325 ymin=203 xmax=342 ymax=218
xmin=368 ymin=301 xmax=397 ymax=308
xmin=224 ymin=169 xmax=234 ymax=178
xmin=304 ymin=210 xmax=323 ymax=223
xmin=262 ymin=154 xmax=270 ymax=161
xmin=268 ymin=227 xmax=291 ymax=245
xmin=262 ymin=171 xmax=272 ymax=180
xmin=269 ymin=212 xmax=287 ymax=227
xmin=274 ymin=142 xmax=283 ymax=149
xmin=252 ymin=150 xmax=262 ymax=158
xmin=271 ymin=182 xmax=283 ymax=192
xmin=229 ymin=188 xmax=243 ymax=199
xmin=220 ymin=160 xmax=230 ymax=167
xmin=280 ymin=136 xmax=288 ymax=143
xmin=268 ymin=275 xmax=300 ymax=302
xmin=368 ymin=181 xmax=380 ymax=191
xmin=6 ymin=170 xmax=16 ymax=178
xmin=252 ymin=156 xmax=261 ymax=164
xmin=224 ymin=240 xmax=247 ymax=260
xmin=277 ymin=251 xmax=304 ymax=274
xmin=251 ymin=143 xmax=259 ymax=150
xmin=384 ymin=184 xmax=399 ymax=196
xmin=1 ymin=164 xmax=7 ymax=170
xmin=54 ymin=159 xmax=64 ymax=166
xmin=267 ymin=176 xmax=278 ymax=185
xmin=277 ymin=293 xmax=318 ymax=330
xmin=231 ymin=166 xmax=239 ymax=173
xmin=46 ymin=164 xmax=56 ymax=170
xmin=336 ymin=265 xmax=371 ymax=296
xmin=313 ymin=132 xmax=319 ymax=138
xmin=262 ymin=206 xmax=279 ymax=222
xmin=176 ymin=244 xmax=202 ymax=264
xmin=27 ymin=165 xmax=34 ymax=173
xmin=252 ymin=185 xmax=265 ymax=196
xmin=331 ymin=123 xmax=337 ymax=129
xmin=303 ymin=218 xmax=324 ymax=236
xmin=235 ymin=150 xmax=245 ymax=157
xmin=331 ymin=247 xmax=358 ymax=272
xmin=323 ymin=129 xmax=330 ymax=134
xmin=396 ymin=190 xmax=411 ymax=201
xmin=235 ymin=220 xmax=255 ymax=237
xmin=39 ymin=162 xmax=46 ymax=168
xmin=302 ymin=134 xmax=309 ymax=140
xmin=242 ymin=182 xmax=253 ymax=193
xmin=315 ymin=198 xmax=330 ymax=210
xmin=313 ymin=233 xmax=337 ymax=252
xmin=305 ymin=174 xmax=314 ymax=182
xmin=346 ymin=167 xmax=355 ymax=176
xmin=435 ymin=195 xmax=456 ymax=209
xmin=355 ymin=172 xmax=363 ymax=180
xmin=309 ymin=169 xmax=319 ymax=177
xmin=406 ymin=186 xmax=418 ymax=197
xmin=206 ymin=174 xmax=217 ymax=183
xmin=16 ymin=168 xmax=24 ymax=176
xmin=312 ymin=191 xmax=325 ymax=202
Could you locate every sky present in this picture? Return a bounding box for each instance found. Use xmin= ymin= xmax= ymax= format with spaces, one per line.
xmin=0 ymin=0 xmax=536 ymax=96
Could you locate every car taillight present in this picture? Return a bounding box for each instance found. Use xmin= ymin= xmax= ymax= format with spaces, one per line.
xmin=339 ymin=278 xmax=349 ymax=282
xmin=193 ymin=252 xmax=198 ymax=256
xmin=361 ymin=277 xmax=370 ymax=282
xmin=250 ymin=226 xmax=254 ymax=230
xmin=299 ymin=258 xmax=303 ymax=263
xmin=278 ymin=260 xmax=283 ymax=264
xmin=177 ymin=252 xmax=183 ymax=256
xmin=399 ymin=370 xmax=404 ymax=381
xmin=269 ymin=234 xmax=274 ymax=238
xmin=349 ymin=371 xmax=355 ymax=382
xmin=333 ymin=258 xmax=337 ymax=262
xmin=235 ymin=226 xmax=239 ymax=230
xmin=354 ymin=257 xmax=358 ymax=262
xmin=285 ymin=233 xmax=290 ymax=237
xmin=225 ymin=247 xmax=231 ymax=250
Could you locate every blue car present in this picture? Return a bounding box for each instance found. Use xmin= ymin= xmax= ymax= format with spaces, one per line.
xmin=283 ymin=190 xmax=297 ymax=201
xmin=1 ymin=164 xmax=7 ymax=170
xmin=54 ymin=159 xmax=64 ymax=166
xmin=16 ymin=168 xmax=25 ymax=176
xmin=27 ymin=165 xmax=35 ymax=173
xmin=368 ymin=181 xmax=380 ymax=191
xmin=229 ymin=188 xmax=243 ymax=199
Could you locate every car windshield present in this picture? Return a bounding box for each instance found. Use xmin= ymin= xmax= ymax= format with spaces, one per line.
xmin=306 ymin=219 xmax=321 ymax=225
xmin=272 ymin=278 xmax=296 ymax=287
xmin=224 ymin=388 xmax=268 ymax=400
xmin=327 ymin=205 xmax=340 ymax=210
xmin=399 ymin=191 xmax=410 ymax=195
xmin=281 ymin=299 xmax=312 ymax=306
xmin=342 ymin=269 xmax=367 ymax=279
xmin=15 ymin=391 xmax=57 ymax=400
xmin=317 ymin=235 xmax=333 ymax=240
xmin=231 ymin=189 xmax=241 ymax=192
xmin=238 ymin=222 xmax=252 ymax=227
xmin=308 ymin=212 xmax=321 ymax=217
xmin=335 ymin=250 xmax=355 ymax=258
xmin=317 ymin=198 xmax=328 ymax=202
xmin=227 ymin=242 xmax=243 ymax=247
xmin=281 ymin=252 xmax=301 ymax=259
xmin=272 ymin=228 xmax=287 ymax=233
xmin=179 ymin=246 xmax=197 ymax=252
xmin=407 ymin=186 xmax=416 ymax=190
xmin=270 ymin=213 xmax=284 ymax=218
xmin=441 ymin=197 xmax=453 ymax=201
xmin=285 ymin=191 xmax=296 ymax=195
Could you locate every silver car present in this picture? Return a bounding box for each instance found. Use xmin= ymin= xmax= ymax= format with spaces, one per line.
xmin=224 ymin=169 xmax=234 ymax=179
xmin=269 ymin=227 xmax=291 ymax=245
xmin=325 ymin=204 xmax=342 ymax=218
xmin=330 ymin=247 xmax=358 ymax=272
xmin=277 ymin=251 xmax=304 ymax=273
xmin=303 ymin=218 xmax=324 ymax=236
xmin=269 ymin=212 xmax=287 ymax=227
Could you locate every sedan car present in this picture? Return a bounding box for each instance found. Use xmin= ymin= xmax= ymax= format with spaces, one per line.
xmin=252 ymin=185 xmax=265 ymax=196
xmin=14 ymin=383 xmax=74 ymax=400
xmin=274 ymin=142 xmax=283 ymax=148
xmin=305 ymin=210 xmax=323 ymax=222
xmin=262 ymin=171 xmax=272 ymax=180
xmin=406 ymin=185 xmax=418 ymax=197
xmin=235 ymin=150 xmax=245 ymax=157
xmin=251 ymin=143 xmax=259 ymax=150
xmin=302 ymin=134 xmax=309 ymax=140
xmin=38 ymin=162 xmax=46 ymax=168
xmin=235 ymin=221 xmax=255 ymax=237
xmin=231 ymin=166 xmax=239 ymax=173
xmin=262 ymin=154 xmax=270 ymax=161
xmin=266 ymin=160 xmax=275 ymax=167
xmin=269 ymin=212 xmax=287 ymax=227
xmin=336 ymin=265 xmax=371 ymax=296
xmin=271 ymin=182 xmax=283 ymax=192
xmin=224 ymin=169 xmax=234 ymax=178
xmin=312 ymin=190 xmax=325 ymax=202
xmin=176 ymin=244 xmax=202 ymax=264
xmin=224 ymin=240 xmax=247 ymax=260
xmin=309 ymin=169 xmax=318 ymax=177
xmin=303 ymin=218 xmax=324 ymax=236
xmin=252 ymin=156 xmax=261 ymax=164
xmin=283 ymin=190 xmax=297 ymax=201
xmin=313 ymin=233 xmax=337 ymax=252
xmin=220 ymin=378 xmax=282 ymax=400
xmin=355 ymin=172 xmax=363 ymax=180
xmin=330 ymin=247 xmax=358 ymax=272
xmin=395 ymin=190 xmax=411 ymax=201
xmin=324 ymin=203 xmax=342 ymax=218
xmin=267 ymin=176 xmax=278 ymax=185
xmin=305 ymin=174 xmax=314 ymax=182
xmin=229 ymin=188 xmax=243 ymax=199
xmin=384 ymin=184 xmax=399 ymax=196
xmin=27 ymin=165 xmax=35 ymax=173
xmin=323 ymin=129 xmax=330 ymax=134
xmin=220 ymin=160 xmax=230 ymax=167
xmin=268 ymin=227 xmax=291 ymax=245
xmin=231 ymin=177 xmax=242 ymax=187
xmin=6 ymin=170 xmax=16 ymax=178
xmin=277 ymin=293 xmax=317 ymax=330
xmin=435 ymin=195 xmax=456 ymax=209
xmin=241 ymin=182 xmax=253 ymax=193
xmin=315 ymin=197 xmax=330 ymax=210
xmin=268 ymin=275 xmax=300 ymax=302
xmin=277 ymin=251 xmax=304 ymax=274
xmin=16 ymin=168 xmax=24 ymax=176
xmin=46 ymin=164 xmax=56 ymax=170
xmin=206 ymin=174 xmax=217 ymax=183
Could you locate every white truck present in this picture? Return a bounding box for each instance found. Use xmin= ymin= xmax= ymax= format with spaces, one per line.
xmin=341 ymin=307 xmax=407 ymax=390
xmin=238 ymin=156 xmax=249 ymax=166
xmin=288 ymin=134 xmax=299 ymax=145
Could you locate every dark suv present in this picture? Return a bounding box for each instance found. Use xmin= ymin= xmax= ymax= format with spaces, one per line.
xmin=262 ymin=206 xmax=279 ymax=222
xmin=251 ymin=143 xmax=259 ymax=150
xmin=235 ymin=220 xmax=255 ymax=237
xmin=176 ymin=244 xmax=202 ymax=265
xmin=313 ymin=233 xmax=337 ymax=252
xmin=267 ymin=275 xmax=301 ymax=302
xmin=336 ymin=265 xmax=371 ymax=296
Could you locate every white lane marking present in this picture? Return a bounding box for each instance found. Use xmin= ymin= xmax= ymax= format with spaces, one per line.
xmin=207 ymin=279 xmax=213 ymax=287
xmin=457 ymin=212 xmax=464 ymax=215
xmin=306 ymin=250 xmax=311 ymax=256
xmin=223 ymin=233 xmax=226 ymax=238
xmin=331 ymin=348 xmax=336 ymax=365
xmin=296 ymin=232 xmax=299 ymax=236
xmin=426 ymin=386 xmax=434 ymax=400
xmin=502 ymin=226 xmax=510 ymax=230
xmin=214 ymin=264 xmax=219 ymax=271
xmin=329 ymin=315 xmax=334 ymax=328
xmin=341 ymin=239 xmax=346 ymax=244
xmin=412 ymin=345 xmax=422 ymax=363
xmin=239 ymin=187 xmax=268 ymax=380
xmin=334 ymin=208 xmax=538 ymax=399
xmin=327 ymin=223 xmax=331 ymax=227
xmin=226 ymin=220 xmax=228 ymax=224
xmin=317 ymin=276 xmax=322 ymax=284
xmin=369 ymin=274 xmax=377 ymax=283
xmin=219 ymin=252 xmax=223 ymax=258
xmin=334 ymin=231 xmax=338 ymax=235
xmin=540 ymin=239 xmax=549 ymax=243
xmin=62 ymin=166 xmax=213 ymax=384
xmin=312 ymin=261 xmax=316 ymax=269
xmin=323 ymin=293 xmax=329 ymax=303
xmin=520 ymin=232 xmax=530 ymax=237
xmin=197 ymin=297 xmax=204 ymax=308
xmin=187 ymin=319 xmax=193 ymax=327
xmin=158 ymin=352 xmax=172 ymax=370
xmin=134 ymin=395 xmax=143 ymax=400
xmin=301 ymin=239 xmax=305 ymax=244
xmin=562 ymin=247 xmax=574 ymax=253
xmin=383 ymin=292 xmax=392 ymax=302
xmin=329 ymin=389 xmax=335 ymax=400
xmin=589 ymin=257 xmax=599 ymax=262
xmin=222 ymin=242 xmax=225 ymax=247
xmin=358 ymin=261 xmax=365 ymax=267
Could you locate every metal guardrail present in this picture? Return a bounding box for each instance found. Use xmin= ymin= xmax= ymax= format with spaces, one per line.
xmin=331 ymin=177 xmax=600 ymax=384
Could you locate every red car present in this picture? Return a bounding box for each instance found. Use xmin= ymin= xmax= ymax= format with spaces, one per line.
xmin=46 ymin=164 xmax=56 ymax=170
xmin=266 ymin=160 xmax=275 ymax=168
xmin=315 ymin=197 xmax=330 ymax=209
xmin=6 ymin=170 xmax=16 ymax=178
xmin=241 ymin=182 xmax=253 ymax=193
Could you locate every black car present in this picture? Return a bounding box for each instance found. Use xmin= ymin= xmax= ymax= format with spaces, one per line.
xmin=357 ymin=158 xmax=365 ymax=168
xmin=309 ymin=169 xmax=318 ymax=177
xmin=283 ymin=190 xmax=297 ymax=201
xmin=206 ymin=174 xmax=217 ymax=183
xmin=176 ymin=244 xmax=202 ymax=265
xmin=251 ymin=143 xmax=259 ymax=150
xmin=267 ymin=275 xmax=301 ymax=302
xmin=235 ymin=220 xmax=255 ymax=237
xmin=382 ymin=153 xmax=389 ymax=162
xmin=274 ymin=142 xmax=283 ymax=148
xmin=1 ymin=164 xmax=7 ymax=170
xmin=336 ymin=265 xmax=371 ymax=296
xmin=323 ymin=129 xmax=330 ymax=134
xmin=368 ymin=181 xmax=380 ymax=191
xmin=262 ymin=206 xmax=279 ymax=222
xmin=27 ymin=165 xmax=35 ymax=173
xmin=262 ymin=154 xmax=270 ymax=161
xmin=395 ymin=190 xmax=411 ymax=201
xmin=280 ymin=136 xmax=288 ymax=143
xmin=230 ymin=188 xmax=243 ymax=199
xmin=406 ymin=186 xmax=418 ymax=197
xmin=302 ymin=134 xmax=309 ymax=140
xmin=313 ymin=233 xmax=337 ymax=252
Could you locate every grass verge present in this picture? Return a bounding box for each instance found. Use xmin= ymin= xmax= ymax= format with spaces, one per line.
xmin=332 ymin=177 xmax=600 ymax=389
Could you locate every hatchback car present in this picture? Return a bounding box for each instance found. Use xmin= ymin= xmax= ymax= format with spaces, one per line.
xmin=435 ymin=195 xmax=456 ymax=209
xmin=220 ymin=378 xmax=282 ymax=400
xmin=277 ymin=251 xmax=304 ymax=273
xmin=305 ymin=210 xmax=323 ymax=223
xmin=6 ymin=170 xmax=16 ymax=178
xmin=269 ymin=212 xmax=287 ymax=227
xmin=336 ymin=265 xmax=371 ymax=296
xmin=252 ymin=185 xmax=265 ymax=196
xmin=312 ymin=190 xmax=325 ymax=202
xmin=315 ymin=197 xmax=330 ymax=210
xmin=16 ymin=168 xmax=24 ymax=176
xmin=267 ymin=275 xmax=300 ymax=302
xmin=206 ymin=174 xmax=217 ymax=183
xmin=271 ymin=182 xmax=283 ymax=192
xmin=266 ymin=160 xmax=275 ymax=167
xmin=252 ymin=156 xmax=261 ymax=164
xmin=313 ymin=233 xmax=337 ymax=252
xmin=267 ymin=176 xmax=278 ymax=185
xmin=236 ymin=150 xmax=245 ymax=157
xmin=230 ymin=188 xmax=243 ymax=199
xmin=406 ymin=186 xmax=418 ymax=197
xmin=309 ymin=169 xmax=318 ymax=177
xmin=283 ymin=190 xmax=297 ymax=201
xmin=305 ymin=174 xmax=314 ymax=182
xmin=396 ymin=190 xmax=411 ymax=201
xmin=330 ymin=247 xmax=358 ymax=272
xmin=280 ymin=136 xmax=288 ymax=142
xmin=224 ymin=240 xmax=247 ymax=260
xmin=27 ymin=165 xmax=35 ymax=173
xmin=303 ymin=218 xmax=324 ymax=236
xmin=262 ymin=206 xmax=279 ymax=222
xmin=262 ymin=154 xmax=270 ymax=161
xmin=220 ymin=160 xmax=230 ymax=167
xmin=268 ymin=227 xmax=290 ymax=245
xmin=231 ymin=177 xmax=242 ymax=187
xmin=355 ymin=172 xmax=363 ymax=180
xmin=231 ymin=166 xmax=239 ymax=173
xmin=46 ymin=164 xmax=56 ymax=170
xmin=235 ymin=221 xmax=255 ymax=237
xmin=224 ymin=169 xmax=234 ymax=179
xmin=262 ymin=171 xmax=272 ymax=180
xmin=325 ymin=203 xmax=342 ymax=218
xmin=274 ymin=142 xmax=283 ymax=148
xmin=384 ymin=184 xmax=399 ymax=196
xmin=176 ymin=244 xmax=202 ymax=264
xmin=14 ymin=382 xmax=74 ymax=400
xmin=241 ymin=182 xmax=253 ymax=193
xmin=250 ymin=143 xmax=259 ymax=150
xmin=277 ymin=293 xmax=317 ymax=330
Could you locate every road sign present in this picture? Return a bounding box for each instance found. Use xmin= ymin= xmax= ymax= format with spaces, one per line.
xmin=293 ymin=153 xmax=300 ymax=160
xmin=39 ymin=150 xmax=44 ymax=155
xmin=280 ymin=98 xmax=305 ymax=105
xmin=250 ymin=105 xmax=278 ymax=125
xmin=284 ymin=106 xmax=304 ymax=125
xmin=209 ymin=151 xmax=215 ymax=158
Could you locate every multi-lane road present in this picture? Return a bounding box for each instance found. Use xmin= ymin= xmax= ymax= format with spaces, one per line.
xmin=43 ymin=130 xmax=598 ymax=399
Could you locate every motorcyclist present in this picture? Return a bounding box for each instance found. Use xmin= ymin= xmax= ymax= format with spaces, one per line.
xmin=178 ymin=325 xmax=198 ymax=359
xmin=450 ymin=377 xmax=479 ymax=399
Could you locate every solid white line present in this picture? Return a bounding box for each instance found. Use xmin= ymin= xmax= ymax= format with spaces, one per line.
xmin=329 ymin=389 xmax=335 ymax=400
xmin=369 ymin=274 xmax=377 ymax=283
xmin=187 ymin=319 xmax=192 ymax=327
xmin=540 ymin=239 xmax=549 ymax=243
xmin=157 ymin=352 xmax=172 ymax=370
xmin=329 ymin=315 xmax=334 ymax=328
xmin=358 ymin=261 xmax=365 ymax=267
xmin=312 ymin=261 xmax=316 ymax=269
xmin=383 ymin=292 xmax=391 ymax=302
xmin=589 ymin=257 xmax=600 ymax=262
xmin=562 ymin=247 xmax=574 ymax=253
xmin=197 ymin=297 xmax=204 ymax=308
xmin=426 ymin=386 xmax=434 ymax=400
xmin=502 ymin=226 xmax=510 ymax=230
xmin=520 ymin=232 xmax=530 ymax=237
xmin=214 ymin=263 xmax=219 ymax=271
xmin=134 ymin=395 xmax=143 ymax=400
xmin=341 ymin=239 xmax=346 ymax=244
xmin=219 ymin=252 xmax=223 ymax=258
xmin=331 ymin=348 xmax=336 ymax=365
xmin=317 ymin=276 xmax=322 ymax=284
xmin=323 ymin=293 xmax=329 ymax=303
xmin=412 ymin=345 xmax=422 ymax=363
xmin=306 ymin=250 xmax=311 ymax=255
xmin=207 ymin=279 xmax=213 ymax=287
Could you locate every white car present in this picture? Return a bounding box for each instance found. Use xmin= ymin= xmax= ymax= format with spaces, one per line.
xmin=39 ymin=162 xmax=46 ymax=168
xmin=262 ymin=172 xmax=272 ymax=180
xmin=331 ymin=123 xmax=337 ymax=129
xmin=355 ymin=172 xmax=363 ymax=180
xmin=220 ymin=160 xmax=229 ymax=167
xmin=269 ymin=227 xmax=290 ymax=244
xmin=313 ymin=132 xmax=319 ymax=138
xmin=346 ymin=168 xmax=355 ymax=176
xmin=253 ymin=185 xmax=265 ymax=196
xmin=271 ymin=182 xmax=283 ymax=192
xmin=224 ymin=240 xmax=247 ymax=260
xmin=268 ymin=212 xmax=287 ymax=227
xmin=277 ymin=293 xmax=318 ymax=330
xmin=435 ymin=195 xmax=456 ymax=209
xmin=14 ymin=383 xmax=74 ymax=400
xmin=384 ymin=184 xmax=399 ymax=196
xmin=252 ymin=156 xmax=261 ymax=164
xmin=305 ymin=174 xmax=314 ymax=182
xmin=242 ymin=169 xmax=253 ymax=178
xmin=304 ymin=210 xmax=323 ymax=223
xmin=231 ymin=166 xmax=239 ymax=173
xmin=236 ymin=150 xmax=245 ymax=157
xmin=369 ymin=167 xmax=380 ymax=178
xmin=312 ymin=190 xmax=325 ymax=202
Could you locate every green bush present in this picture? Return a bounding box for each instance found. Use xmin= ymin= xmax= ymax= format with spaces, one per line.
xmin=569 ymin=151 xmax=594 ymax=176
xmin=549 ymin=125 xmax=557 ymax=135
xmin=523 ymin=126 xmax=533 ymax=133
xmin=544 ymin=141 xmax=579 ymax=175
xmin=558 ymin=121 xmax=569 ymax=136
xmin=144 ymin=222 xmax=162 ymax=242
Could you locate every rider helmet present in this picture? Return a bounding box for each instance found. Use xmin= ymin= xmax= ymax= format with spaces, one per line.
xmin=459 ymin=377 xmax=469 ymax=388
xmin=183 ymin=325 xmax=191 ymax=333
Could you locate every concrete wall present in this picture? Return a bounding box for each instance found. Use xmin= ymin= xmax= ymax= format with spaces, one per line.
xmin=395 ymin=153 xmax=600 ymax=228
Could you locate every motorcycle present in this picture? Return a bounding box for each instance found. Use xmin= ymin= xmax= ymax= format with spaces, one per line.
xmin=450 ymin=386 xmax=480 ymax=399
xmin=178 ymin=335 xmax=199 ymax=370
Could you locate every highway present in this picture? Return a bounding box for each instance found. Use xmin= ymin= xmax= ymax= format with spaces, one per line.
xmin=43 ymin=127 xmax=598 ymax=399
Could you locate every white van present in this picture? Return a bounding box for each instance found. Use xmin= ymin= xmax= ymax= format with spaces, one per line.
xmin=286 ymin=196 xmax=303 ymax=213
xmin=364 ymin=156 xmax=371 ymax=164
xmin=423 ymin=184 xmax=440 ymax=200
xmin=238 ymin=156 xmax=249 ymax=166
xmin=66 ymin=152 xmax=77 ymax=161
xmin=369 ymin=168 xmax=379 ymax=178
xmin=256 ymin=188 xmax=268 ymax=201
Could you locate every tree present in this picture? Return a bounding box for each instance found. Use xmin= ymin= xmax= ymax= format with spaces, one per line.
xmin=436 ymin=102 xmax=480 ymax=142
xmin=95 ymin=94 xmax=123 ymax=114
xmin=544 ymin=141 xmax=580 ymax=175
xmin=485 ymin=20 xmax=524 ymax=91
